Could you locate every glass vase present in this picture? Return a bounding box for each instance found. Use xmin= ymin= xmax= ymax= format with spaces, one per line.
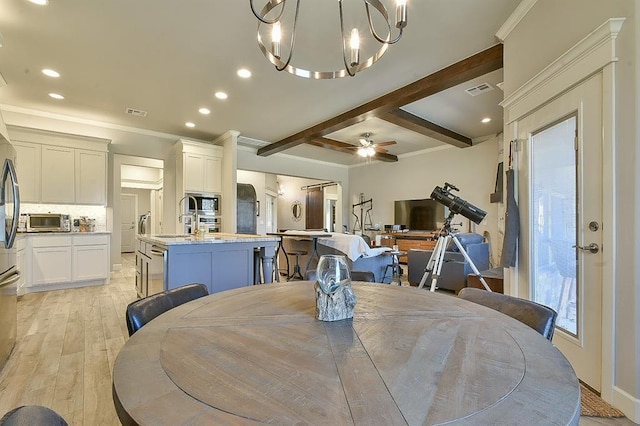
xmin=315 ymin=254 xmax=351 ymax=295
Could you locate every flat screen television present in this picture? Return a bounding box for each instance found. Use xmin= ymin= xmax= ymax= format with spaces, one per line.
xmin=394 ymin=199 xmax=447 ymax=231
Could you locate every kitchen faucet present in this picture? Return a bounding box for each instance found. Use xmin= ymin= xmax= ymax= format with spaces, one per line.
xmin=177 ymin=195 xmax=198 ymax=234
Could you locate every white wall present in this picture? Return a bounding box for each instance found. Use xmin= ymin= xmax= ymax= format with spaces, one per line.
xmin=237 ymin=145 xmax=350 ymax=227
xmin=122 ymin=188 xmax=151 ymax=218
xmin=275 ymin=175 xmax=327 ymax=231
xmin=503 ymin=0 xmax=639 ymax=415
xmin=348 ymin=138 xmax=501 ymax=266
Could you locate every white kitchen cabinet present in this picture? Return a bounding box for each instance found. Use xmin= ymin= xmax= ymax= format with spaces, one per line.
xmin=184 ymin=153 xmax=205 ymax=193
xmin=41 ymin=146 xmax=76 ymax=203
xmin=31 ymin=236 xmax=73 ymax=286
xmin=203 ymin=154 xmax=222 ymax=194
xmin=72 ymin=234 xmax=109 ymax=281
xmin=6 ymin=126 xmax=109 ymax=205
xmin=23 ymin=233 xmax=110 ymax=293
xmin=176 ymin=140 xmax=223 ymax=195
xmin=75 ymin=149 xmax=107 ymax=205
xmin=13 ymin=141 xmax=41 ymax=203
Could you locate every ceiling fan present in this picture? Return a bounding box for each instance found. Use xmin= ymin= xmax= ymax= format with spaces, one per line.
xmin=347 ymin=133 xmax=397 ymax=157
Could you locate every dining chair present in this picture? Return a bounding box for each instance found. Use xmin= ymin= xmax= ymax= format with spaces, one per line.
xmin=457 ymin=287 xmax=557 ymax=341
xmin=305 ymin=270 xmax=376 ymax=283
xmin=0 ymin=405 xmax=68 ymax=425
xmin=126 ymin=283 xmax=209 ymax=336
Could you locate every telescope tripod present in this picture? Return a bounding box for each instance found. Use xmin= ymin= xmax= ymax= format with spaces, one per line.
xmin=418 ymin=214 xmax=492 ymax=292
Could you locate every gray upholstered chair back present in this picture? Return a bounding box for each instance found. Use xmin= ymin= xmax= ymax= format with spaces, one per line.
xmin=305 ymin=270 xmax=376 ymax=283
xmin=126 ymin=283 xmax=209 ymax=336
xmin=1 ymin=405 xmax=68 ymax=425
xmin=457 ymin=287 xmax=557 ymax=341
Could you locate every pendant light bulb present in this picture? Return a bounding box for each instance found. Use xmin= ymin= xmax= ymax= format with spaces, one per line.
xmin=272 ymin=22 xmax=282 ymax=59
xmin=396 ymin=0 xmax=408 ymax=29
xmin=349 ymin=28 xmax=360 ymax=66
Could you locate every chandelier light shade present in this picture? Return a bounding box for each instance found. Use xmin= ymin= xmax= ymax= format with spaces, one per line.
xmin=249 ymin=0 xmax=408 ymax=79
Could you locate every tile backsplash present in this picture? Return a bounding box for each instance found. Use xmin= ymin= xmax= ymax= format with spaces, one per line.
xmin=21 ymin=204 xmax=107 ymax=231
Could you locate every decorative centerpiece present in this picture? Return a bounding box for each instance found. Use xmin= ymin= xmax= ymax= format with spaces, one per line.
xmin=314 ymin=255 xmax=357 ymax=321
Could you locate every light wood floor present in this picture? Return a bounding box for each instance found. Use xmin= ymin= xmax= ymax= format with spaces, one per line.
xmin=0 ymin=253 xmax=635 ymax=425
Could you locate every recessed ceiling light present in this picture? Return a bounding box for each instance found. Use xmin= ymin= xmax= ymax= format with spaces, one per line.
xmin=185 ymin=122 xmax=195 ymax=128
xmin=237 ymin=68 xmax=251 ymax=78
xmin=28 ymin=0 xmax=49 ymax=5
xmin=481 ymin=117 xmax=491 ymax=123
xmin=42 ymin=68 xmax=60 ymax=78
xmin=48 ymin=93 xmax=64 ymax=100
xmin=215 ymin=91 xmax=228 ymax=100
xmin=198 ymin=108 xmax=210 ymax=115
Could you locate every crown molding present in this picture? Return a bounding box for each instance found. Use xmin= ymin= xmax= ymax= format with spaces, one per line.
xmin=501 ymin=18 xmax=625 ymax=122
xmin=495 ymin=0 xmax=538 ymax=42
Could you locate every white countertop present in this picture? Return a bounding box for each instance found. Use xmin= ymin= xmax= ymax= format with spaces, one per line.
xmin=137 ymin=233 xmax=279 ymax=246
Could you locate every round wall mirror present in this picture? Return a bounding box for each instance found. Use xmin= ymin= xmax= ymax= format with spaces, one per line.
xmin=291 ymin=201 xmax=302 ymax=221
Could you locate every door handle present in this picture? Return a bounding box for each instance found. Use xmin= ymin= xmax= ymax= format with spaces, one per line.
xmin=573 ymin=243 xmax=599 ymax=254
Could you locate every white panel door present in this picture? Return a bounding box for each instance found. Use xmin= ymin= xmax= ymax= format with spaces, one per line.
xmin=121 ymin=194 xmax=137 ymax=253
xmin=516 ymin=74 xmax=603 ymax=390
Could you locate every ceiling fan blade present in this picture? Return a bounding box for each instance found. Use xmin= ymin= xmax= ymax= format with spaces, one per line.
xmin=373 ymin=146 xmax=389 ymax=153
xmin=375 ymin=140 xmax=397 ymax=146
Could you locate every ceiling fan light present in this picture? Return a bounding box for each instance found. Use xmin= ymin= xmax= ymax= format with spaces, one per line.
xmin=357 ymin=147 xmax=368 ymax=157
xmin=366 ymin=147 xmax=376 ymax=156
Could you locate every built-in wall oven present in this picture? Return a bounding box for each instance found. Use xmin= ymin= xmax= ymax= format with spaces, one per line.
xmin=184 ymin=192 xmax=222 ymax=234
xmin=186 ymin=193 xmax=220 ymax=216
xmin=184 ymin=215 xmax=221 ymax=234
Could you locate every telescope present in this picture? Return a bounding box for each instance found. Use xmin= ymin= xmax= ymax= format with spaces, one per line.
xmin=431 ymin=182 xmax=486 ymax=225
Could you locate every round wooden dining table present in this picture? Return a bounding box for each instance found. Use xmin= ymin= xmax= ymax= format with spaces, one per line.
xmin=112 ymin=282 xmax=580 ymax=425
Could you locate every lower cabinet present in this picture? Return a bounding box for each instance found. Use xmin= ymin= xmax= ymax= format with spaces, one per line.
xmin=25 ymin=234 xmax=110 ymax=293
xmin=31 ymin=236 xmax=73 ymax=286
xmin=72 ymin=235 xmax=109 ymax=281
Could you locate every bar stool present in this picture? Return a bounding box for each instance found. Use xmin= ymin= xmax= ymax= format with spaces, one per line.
xmin=383 ymin=250 xmax=406 ymax=285
xmin=288 ymin=250 xmax=307 ymax=280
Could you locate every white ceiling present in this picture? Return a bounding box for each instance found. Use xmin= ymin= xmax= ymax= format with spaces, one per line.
xmin=0 ymin=0 xmax=521 ymax=165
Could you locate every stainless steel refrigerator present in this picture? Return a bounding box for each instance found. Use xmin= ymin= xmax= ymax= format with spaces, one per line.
xmin=0 ymin=133 xmax=20 ymax=372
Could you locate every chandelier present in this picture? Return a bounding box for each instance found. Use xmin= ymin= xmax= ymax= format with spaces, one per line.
xmin=249 ymin=0 xmax=408 ymax=79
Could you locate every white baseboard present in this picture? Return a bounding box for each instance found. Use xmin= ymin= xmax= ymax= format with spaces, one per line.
xmin=112 ymin=263 xmax=123 ymax=271
xmin=613 ymin=385 xmax=640 ymax=423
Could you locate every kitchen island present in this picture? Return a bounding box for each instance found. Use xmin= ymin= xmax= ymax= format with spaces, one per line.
xmin=136 ymin=233 xmax=279 ymax=296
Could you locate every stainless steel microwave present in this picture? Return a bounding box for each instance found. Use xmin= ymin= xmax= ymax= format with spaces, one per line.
xmin=26 ymin=214 xmax=71 ymax=232
xmin=186 ymin=193 xmax=221 ymax=215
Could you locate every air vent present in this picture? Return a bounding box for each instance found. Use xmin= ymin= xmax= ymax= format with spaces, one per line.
xmin=125 ymin=107 xmax=148 ymax=117
xmin=465 ymin=83 xmax=494 ymax=97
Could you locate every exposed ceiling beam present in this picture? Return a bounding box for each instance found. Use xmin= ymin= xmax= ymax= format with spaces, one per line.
xmin=308 ymin=138 xmax=398 ymax=162
xmin=257 ymin=44 xmax=503 ymax=157
xmin=380 ymin=108 xmax=472 ymax=148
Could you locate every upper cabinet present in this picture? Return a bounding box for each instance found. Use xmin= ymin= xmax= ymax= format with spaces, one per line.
xmin=75 ymin=149 xmax=107 ymax=205
xmin=9 ymin=126 xmax=110 ymax=205
xmin=175 ymin=140 xmax=222 ymax=195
